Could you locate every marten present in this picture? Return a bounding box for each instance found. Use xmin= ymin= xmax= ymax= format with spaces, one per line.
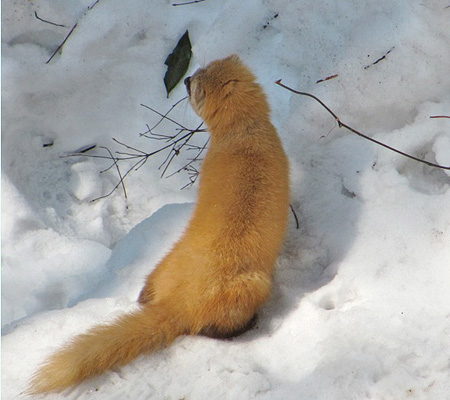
xmin=29 ymin=54 xmax=290 ymax=394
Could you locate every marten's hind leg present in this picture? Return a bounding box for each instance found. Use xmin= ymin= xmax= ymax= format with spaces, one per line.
xmin=199 ymin=314 xmax=258 ymax=339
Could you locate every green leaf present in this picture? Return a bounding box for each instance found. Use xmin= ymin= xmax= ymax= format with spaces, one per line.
xmin=163 ymin=30 xmax=192 ymax=97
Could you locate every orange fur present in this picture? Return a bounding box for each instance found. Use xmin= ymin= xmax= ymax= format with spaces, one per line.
xmin=29 ymin=55 xmax=290 ymax=394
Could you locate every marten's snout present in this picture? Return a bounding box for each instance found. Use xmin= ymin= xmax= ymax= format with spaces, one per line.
xmin=184 ymin=77 xmax=191 ymax=95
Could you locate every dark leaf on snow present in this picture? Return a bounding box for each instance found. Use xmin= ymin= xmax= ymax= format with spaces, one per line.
xmin=164 ymin=30 xmax=192 ymax=97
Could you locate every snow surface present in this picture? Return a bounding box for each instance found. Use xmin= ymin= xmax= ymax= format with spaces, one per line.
xmin=2 ymin=0 xmax=450 ymax=399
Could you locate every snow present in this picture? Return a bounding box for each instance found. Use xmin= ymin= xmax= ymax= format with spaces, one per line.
xmin=2 ymin=0 xmax=450 ymax=399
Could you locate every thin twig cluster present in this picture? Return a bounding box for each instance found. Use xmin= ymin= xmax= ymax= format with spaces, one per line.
xmin=66 ymin=98 xmax=208 ymax=202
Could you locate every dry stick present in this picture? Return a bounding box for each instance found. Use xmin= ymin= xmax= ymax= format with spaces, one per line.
xmin=94 ymin=158 xmax=143 ymax=202
xmin=34 ymin=11 xmax=67 ymax=28
xmin=97 ymin=146 xmax=128 ymax=202
xmin=143 ymin=96 xmax=189 ymax=135
xmin=44 ymin=0 xmax=101 ymax=64
xmin=172 ymin=0 xmax=208 ymax=6
xmin=75 ymin=144 xmax=97 ymax=154
xmin=275 ymin=79 xmax=450 ymax=171
xmin=90 ymin=146 xmax=152 ymax=203
xmin=364 ymin=47 xmax=395 ymax=70
xmin=112 ymin=138 xmax=148 ymax=156
xmin=316 ymin=74 xmax=339 ymax=84
xmin=159 ymin=124 xmax=204 ymax=177
xmin=88 ymin=0 xmax=102 ymax=10
xmin=180 ymin=165 xmax=201 ymax=190
xmin=46 ymin=23 xmax=77 ymax=64
xmin=141 ymin=103 xmax=189 ymax=131
xmin=166 ymin=136 xmax=209 ymax=179
xmin=290 ymin=205 xmax=300 ymax=230
xmin=430 ymin=115 xmax=450 ymax=119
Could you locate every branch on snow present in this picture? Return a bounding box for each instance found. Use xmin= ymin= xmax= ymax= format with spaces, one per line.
xmin=34 ymin=12 xmax=68 ymax=28
xmin=275 ymin=79 xmax=450 ymax=171
xmin=46 ymin=23 xmax=77 ymax=64
xmin=44 ymin=0 xmax=103 ymax=64
xmin=430 ymin=115 xmax=450 ymax=119
xmin=172 ymin=0 xmax=208 ymax=6
xmin=64 ymin=98 xmax=208 ymax=202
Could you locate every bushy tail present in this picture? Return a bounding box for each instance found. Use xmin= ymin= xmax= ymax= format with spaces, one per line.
xmin=28 ymin=303 xmax=184 ymax=394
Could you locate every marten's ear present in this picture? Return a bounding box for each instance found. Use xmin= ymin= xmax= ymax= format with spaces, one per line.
xmin=226 ymin=54 xmax=241 ymax=64
xmin=221 ymin=79 xmax=240 ymax=98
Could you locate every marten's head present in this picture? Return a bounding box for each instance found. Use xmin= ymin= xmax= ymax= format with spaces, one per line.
xmin=185 ymin=55 xmax=267 ymax=127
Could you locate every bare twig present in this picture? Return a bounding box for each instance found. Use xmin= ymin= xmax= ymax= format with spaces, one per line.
xmin=364 ymin=47 xmax=395 ymax=70
xmin=78 ymin=145 xmax=97 ymax=153
xmin=97 ymin=146 xmax=128 ymax=202
xmin=166 ymin=136 xmax=209 ymax=179
xmin=275 ymin=80 xmax=340 ymax=121
xmin=141 ymin=96 xmax=189 ymax=135
xmin=88 ymin=0 xmax=102 ymax=10
xmin=34 ymin=11 xmax=68 ymax=28
xmin=289 ymin=205 xmax=300 ymax=230
xmin=46 ymin=23 xmax=77 ymax=64
xmin=180 ymin=165 xmax=201 ymax=190
xmin=141 ymin=103 xmax=190 ymax=131
xmin=43 ymin=0 xmax=102 ymax=64
xmin=316 ymin=74 xmax=339 ymax=84
xmin=430 ymin=115 xmax=450 ymax=119
xmin=275 ymin=79 xmax=450 ymax=171
xmin=172 ymin=0 xmax=208 ymax=5
xmin=263 ymin=12 xmax=279 ymax=29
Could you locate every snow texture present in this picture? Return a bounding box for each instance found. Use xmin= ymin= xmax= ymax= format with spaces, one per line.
xmin=2 ymin=0 xmax=450 ymax=399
